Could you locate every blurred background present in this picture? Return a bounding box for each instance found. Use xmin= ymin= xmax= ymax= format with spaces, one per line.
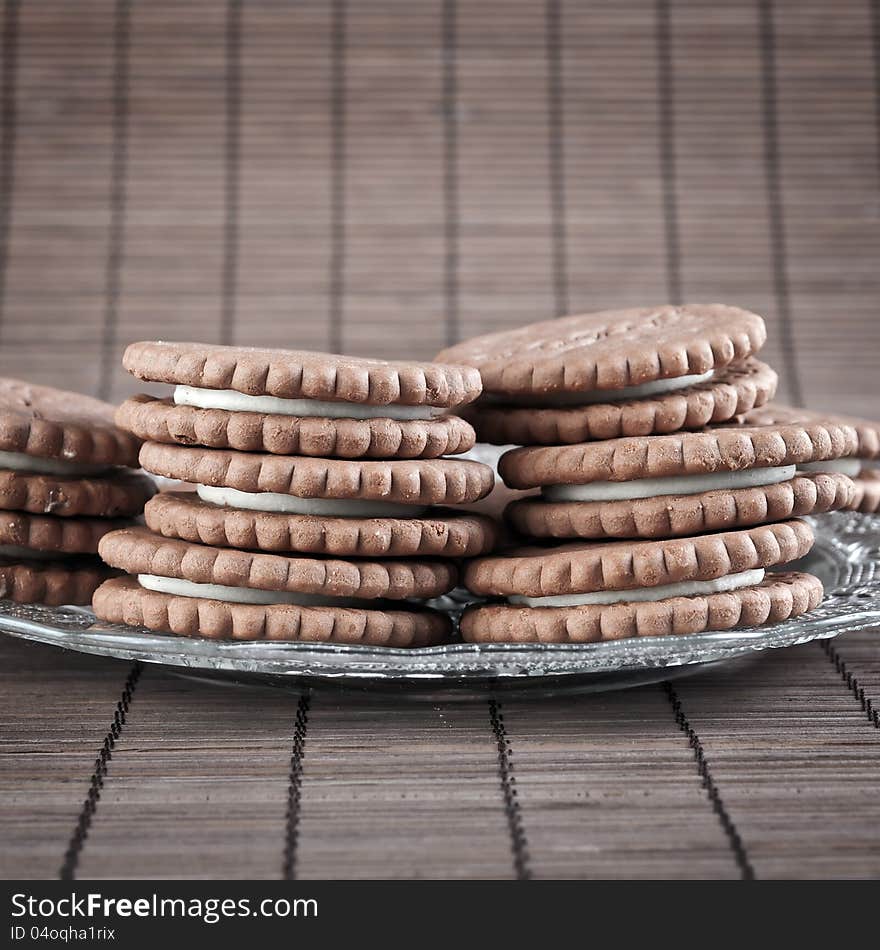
xmin=0 ymin=0 xmax=876 ymax=413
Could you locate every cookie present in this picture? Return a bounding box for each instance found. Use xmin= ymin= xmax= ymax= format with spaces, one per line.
xmin=144 ymin=491 xmax=498 ymax=557
xmin=436 ymin=304 xmax=767 ymax=398
xmin=123 ymin=342 xmax=482 ymax=409
xmin=99 ymin=527 xmax=458 ymax=599
xmin=466 ymin=358 xmax=776 ymax=445
xmin=0 ymin=377 xmax=141 ymax=468
xmin=0 ymin=558 xmax=117 ymax=606
xmin=138 ymin=443 xmax=495 ymax=512
xmin=741 ymin=404 xmax=880 ymax=460
xmin=464 ymin=521 xmax=814 ymax=597
xmin=460 ymin=573 xmax=823 ymax=643
xmin=851 ymin=471 xmax=880 ymax=514
xmin=499 ymin=422 xmax=858 ymax=489
xmin=0 ymin=470 xmax=155 ymax=518
xmin=498 ymin=421 xmax=856 ymax=539
xmin=116 ymin=394 xmax=476 ymax=460
xmin=506 ymin=472 xmax=855 ymax=540
xmin=93 ymin=576 xmax=450 ymax=646
xmin=0 ymin=510 xmax=130 ymax=555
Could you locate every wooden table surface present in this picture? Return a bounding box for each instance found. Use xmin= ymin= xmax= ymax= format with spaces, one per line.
xmin=0 ymin=0 xmax=879 ymax=879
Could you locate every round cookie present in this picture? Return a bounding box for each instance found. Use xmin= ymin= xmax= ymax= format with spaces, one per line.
xmin=0 ymin=510 xmax=131 ymax=555
xmin=0 ymin=470 xmax=155 ymax=518
xmin=466 ymin=358 xmax=776 ymax=445
xmin=464 ymin=521 xmax=814 ymax=597
xmin=741 ymin=404 xmax=880 ymax=459
xmin=460 ymin=520 xmax=820 ymax=644
xmin=436 ymin=304 xmax=767 ymax=398
xmin=0 ymin=377 xmax=141 ymax=468
xmin=507 ymin=473 xmax=855 ymax=540
xmin=461 ymin=573 xmax=823 ymax=644
xmin=123 ymin=342 xmax=482 ymax=409
xmin=0 ymin=558 xmax=117 ymax=606
xmin=499 ymin=422 xmax=858 ymax=488
xmin=138 ymin=443 xmax=495 ymax=508
xmin=851 ymin=471 xmax=880 ymax=514
xmin=116 ymin=394 xmax=476 ymax=460
xmin=500 ymin=421 xmax=857 ymax=539
xmin=144 ymin=492 xmax=498 ymax=558
xmin=93 ymin=576 xmax=450 ymax=646
xmin=99 ymin=527 xmax=459 ymax=600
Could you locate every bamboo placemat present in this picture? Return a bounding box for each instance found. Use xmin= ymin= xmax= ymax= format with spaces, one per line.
xmin=0 ymin=0 xmax=878 ymax=879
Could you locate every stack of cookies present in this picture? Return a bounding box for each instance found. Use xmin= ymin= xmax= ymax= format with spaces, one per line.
xmin=436 ymin=304 xmax=857 ymax=644
xmin=93 ymin=343 xmax=498 ymax=646
xmin=0 ymin=379 xmax=154 ymax=605
xmin=460 ymin=523 xmax=823 ymax=643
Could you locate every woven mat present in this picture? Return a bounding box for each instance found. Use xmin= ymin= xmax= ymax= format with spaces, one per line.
xmin=0 ymin=0 xmax=878 ymax=879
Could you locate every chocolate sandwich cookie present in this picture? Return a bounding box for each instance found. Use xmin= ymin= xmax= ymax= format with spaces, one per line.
xmin=502 ymin=421 xmax=857 ymax=540
xmin=741 ymin=404 xmax=880 ymax=513
xmin=465 ymin=359 xmax=776 ymax=445
xmin=0 ymin=469 xmax=154 ymax=518
xmin=144 ymin=492 xmax=498 ymax=558
xmin=461 ymin=520 xmax=822 ymax=643
xmin=0 ymin=377 xmax=153 ymax=517
xmin=0 ymin=511 xmax=125 ymax=605
xmin=742 ymin=404 xmax=880 ymax=461
xmin=0 ymin=377 xmax=152 ymax=605
xmin=0 ymin=510 xmax=129 ymax=556
xmin=0 ymin=377 xmax=141 ymax=468
xmin=850 ymin=470 xmax=880 ymax=514
xmin=436 ymin=304 xmax=774 ymax=444
xmin=117 ymin=394 xmax=476 ymax=460
xmin=138 ymin=443 xmax=495 ymax=517
xmin=93 ymin=527 xmax=453 ymax=645
xmin=0 ymin=559 xmax=117 ymax=606
xmin=119 ymin=342 xmax=482 ymax=459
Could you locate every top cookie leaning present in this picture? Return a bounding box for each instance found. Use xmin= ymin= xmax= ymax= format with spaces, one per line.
xmin=0 ymin=377 xmax=141 ymax=468
xmin=435 ymin=304 xmax=775 ymax=444
xmin=118 ymin=342 xmax=483 ymax=459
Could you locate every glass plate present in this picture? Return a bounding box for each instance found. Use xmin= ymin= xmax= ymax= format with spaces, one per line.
xmin=1 ymin=511 xmax=879 ymax=698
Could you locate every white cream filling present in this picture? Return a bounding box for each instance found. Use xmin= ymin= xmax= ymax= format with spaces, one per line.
xmin=137 ymin=573 xmax=373 ymax=608
xmin=0 ymin=449 xmax=110 ymax=477
xmin=0 ymin=544 xmax=68 ymax=561
xmin=196 ymin=484 xmax=428 ymax=519
xmin=174 ymin=385 xmax=446 ymax=421
xmin=509 ymin=568 xmax=765 ymax=608
xmin=798 ymin=458 xmax=862 ymax=476
xmin=543 ymin=465 xmax=796 ymax=503
xmin=522 ymin=369 xmax=715 ymax=407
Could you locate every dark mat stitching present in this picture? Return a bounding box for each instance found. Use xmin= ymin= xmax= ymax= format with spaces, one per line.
xmin=220 ymin=0 xmax=242 ymax=347
xmin=59 ymin=661 xmax=143 ymax=880
xmin=655 ymin=0 xmax=682 ymax=305
xmin=821 ymin=639 xmax=880 ymax=729
xmin=488 ymin=697 xmax=531 ymax=880
xmin=97 ymin=0 xmax=132 ymax=401
xmin=442 ymin=0 xmax=459 ymax=346
xmin=545 ymin=0 xmax=569 ymax=317
xmin=282 ymin=690 xmax=312 ymax=880
xmin=663 ymin=682 xmax=755 ymax=879
xmin=0 ymin=0 xmax=20 ymax=341
xmin=329 ymin=0 xmax=346 ymax=353
xmin=758 ymin=0 xmax=804 ymax=406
